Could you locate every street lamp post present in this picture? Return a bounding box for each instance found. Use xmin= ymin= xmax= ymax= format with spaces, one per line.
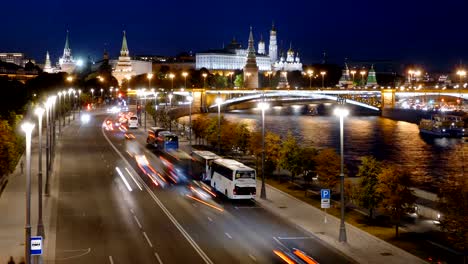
xmin=35 ymin=107 xmax=46 ymax=240
xmin=182 ymin=72 xmax=188 ymax=89
xmin=215 ymin=94 xmax=223 ymax=154
xmin=90 ymin=88 xmax=94 ymax=104
xmin=44 ymin=99 xmax=51 ymax=197
xmin=307 ymin=69 xmax=313 ymax=89
xmin=334 ymin=107 xmax=349 ymax=243
xmin=320 ymin=71 xmax=326 ymax=89
xmin=168 ymin=93 xmax=173 ymax=107
xmin=22 ymin=122 xmax=35 ymax=264
xmin=169 ymin=73 xmax=175 ymax=91
xmin=456 ymin=70 xmax=466 ymax=85
xmin=78 ymin=89 xmax=82 ymax=116
xmin=350 ymin=70 xmax=356 ymax=85
xmin=258 ymin=99 xmax=269 ymax=199
xmin=202 ymin=73 xmax=207 ymax=88
xmin=360 ymin=70 xmax=366 ymax=87
xmin=187 ymin=93 xmax=193 ymax=151
xmin=57 ymin=92 xmax=62 ymax=134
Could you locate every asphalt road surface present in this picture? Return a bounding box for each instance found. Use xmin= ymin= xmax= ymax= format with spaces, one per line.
xmin=53 ymin=110 xmax=353 ymax=264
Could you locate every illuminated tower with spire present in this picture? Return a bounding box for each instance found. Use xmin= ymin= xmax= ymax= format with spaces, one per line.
xmin=243 ymin=27 xmax=259 ymax=89
xmin=269 ymin=22 xmax=278 ymax=64
xmin=58 ymin=30 xmax=76 ymax=73
xmin=258 ymin=35 xmax=266 ymax=55
xmin=366 ymin=65 xmax=378 ymax=87
xmin=113 ymin=30 xmax=135 ymax=85
xmin=339 ymin=63 xmax=353 ymax=88
xmin=43 ymin=51 xmax=54 ymax=73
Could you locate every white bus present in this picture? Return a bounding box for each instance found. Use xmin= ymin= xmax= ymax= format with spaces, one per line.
xmin=191 ymin=150 xmax=221 ymax=181
xmin=210 ymin=159 xmax=256 ymax=199
xmin=128 ymin=116 xmax=138 ymax=129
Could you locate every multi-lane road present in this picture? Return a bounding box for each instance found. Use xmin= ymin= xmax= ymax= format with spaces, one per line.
xmin=52 ymin=110 xmax=353 ymax=264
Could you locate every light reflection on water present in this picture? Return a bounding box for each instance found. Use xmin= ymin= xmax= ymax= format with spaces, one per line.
xmin=181 ymin=107 xmax=466 ymax=191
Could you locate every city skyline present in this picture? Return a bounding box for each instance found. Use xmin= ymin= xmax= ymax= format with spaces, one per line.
xmin=2 ymin=0 xmax=468 ymax=71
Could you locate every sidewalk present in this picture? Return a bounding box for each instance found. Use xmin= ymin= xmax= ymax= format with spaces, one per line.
xmin=0 ymin=123 xmax=63 ymax=264
xmin=255 ymin=181 xmax=427 ymax=264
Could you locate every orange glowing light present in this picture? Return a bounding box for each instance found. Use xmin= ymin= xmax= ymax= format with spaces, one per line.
xmin=273 ymin=250 xmax=295 ymax=264
xmin=186 ymin=194 xmax=224 ymax=212
xmin=293 ymin=249 xmax=319 ymax=264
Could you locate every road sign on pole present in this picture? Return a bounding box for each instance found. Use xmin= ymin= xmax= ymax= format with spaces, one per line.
xmin=31 ymin=236 xmax=42 ymax=255
xmin=321 ymin=189 xmax=330 ymax=208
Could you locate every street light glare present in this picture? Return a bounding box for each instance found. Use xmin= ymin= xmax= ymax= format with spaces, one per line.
xmin=215 ymin=97 xmax=223 ymax=105
xmin=334 ymin=107 xmax=350 ymax=117
xmin=35 ymin=107 xmax=45 ymax=117
xmin=258 ymin=102 xmax=270 ymax=110
xmin=21 ymin=122 xmax=35 ymax=133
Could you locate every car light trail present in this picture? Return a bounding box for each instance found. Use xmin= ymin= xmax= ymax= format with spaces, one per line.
xmin=190 ymin=186 xmax=210 ymax=199
xmin=125 ymin=167 xmax=142 ymax=191
xmin=186 ymin=194 xmax=224 ymax=212
xmin=200 ymin=184 xmax=217 ymax=198
xmin=293 ymin=249 xmax=319 ymax=264
xmin=116 ymin=167 xmax=132 ymax=192
xmin=273 ymin=250 xmax=295 ymax=264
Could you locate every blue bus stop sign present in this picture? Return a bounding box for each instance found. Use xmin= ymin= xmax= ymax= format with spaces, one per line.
xmin=30 ymin=236 xmax=42 ymax=255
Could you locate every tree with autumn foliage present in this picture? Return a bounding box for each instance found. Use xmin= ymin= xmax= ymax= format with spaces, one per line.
xmin=315 ymin=148 xmax=341 ymax=190
xmin=279 ymin=132 xmax=302 ymax=183
xmin=356 ymin=156 xmax=383 ymax=219
xmin=0 ymin=120 xmax=23 ymax=178
xmin=298 ymin=147 xmax=318 ymax=187
xmin=376 ymin=164 xmax=416 ymax=238
xmin=437 ymin=173 xmax=468 ymax=252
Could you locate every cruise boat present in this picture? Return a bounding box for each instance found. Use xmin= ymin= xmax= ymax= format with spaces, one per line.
xmin=419 ymin=115 xmax=466 ymax=137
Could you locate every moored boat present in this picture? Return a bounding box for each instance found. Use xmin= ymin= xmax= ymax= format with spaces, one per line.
xmin=419 ymin=114 xmax=465 ymax=137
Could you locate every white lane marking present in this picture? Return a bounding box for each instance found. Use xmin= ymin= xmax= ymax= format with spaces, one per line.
xmin=277 ymin=236 xmax=314 ymax=240
xmin=108 ymin=256 xmax=114 ymax=264
xmin=125 ymin=167 xmax=142 ymax=191
xmin=102 ymin=123 xmax=214 ymax=264
xmin=133 ymin=215 xmax=142 ymax=229
xmin=154 ymin=252 xmax=163 ymax=264
xmin=248 ymin=254 xmax=257 ymax=262
xmin=192 ymin=203 xmax=198 ymax=207
xmin=130 ymin=208 xmax=135 ymax=214
xmin=207 ymin=217 xmax=213 ymax=222
xmin=234 ymin=206 xmax=261 ymax=209
xmin=115 ymin=167 xmax=132 ymax=192
xmin=225 ymin=233 xmax=232 ymax=239
xmin=143 ymin=231 xmax=153 ymax=248
xmin=56 ymin=248 xmax=91 ymax=260
xmin=273 ymin=237 xmax=287 ymax=248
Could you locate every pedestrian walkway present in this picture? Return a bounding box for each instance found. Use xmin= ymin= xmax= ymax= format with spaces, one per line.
xmin=0 ymin=125 xmax=63 ymax=264
xmin=255 ymin=181 xmax=427 ymax=264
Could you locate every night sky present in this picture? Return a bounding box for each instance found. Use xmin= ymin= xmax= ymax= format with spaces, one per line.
xmin=2 ymin=0 xmax=467 ymax=71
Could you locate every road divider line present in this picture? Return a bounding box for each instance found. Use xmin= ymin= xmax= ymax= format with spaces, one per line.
xmin=133 ymin=215 xmax=142 ymax=229
xmin=273 ymin=237 xmax=287 ymax=249
xmin=130 ymin=208 xmax=134 ymax=214
xmin=277 ymin=236 xmax=314 ymax=240
xmin=101 ymin=126 xmax=214 ymax=264
xmin=125 ymin=167 xmax=143 ymax=191
xmin=154 ymin=252 xmax=163 ymax=264
xmin=108 ymin=256 xmax=114 ymax=264
xmin=225 ymin=233 xmax=232 ymax=239
xmin=207 ymin=217 xmax=213 ymax=222
xmin=143 ymin=231 xmax=153 ymax=248
xmin=115 ymin=167 xmax=132 ymax=192
xmin=248 ymin=254 xmax=257 ymax=262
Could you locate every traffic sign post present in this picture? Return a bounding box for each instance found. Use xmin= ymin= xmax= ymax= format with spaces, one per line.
xmin=321 ymin=189 xmax=331 ymax=224
xmin=321 ymin=189 xmax=330 ymax=208
xmin=31 ymin=236 xmax=42 ymax=256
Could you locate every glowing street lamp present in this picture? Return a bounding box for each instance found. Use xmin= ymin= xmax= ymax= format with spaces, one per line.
xmin=168 ymin=93 xmax=173 ymax=107
xmin=258 ymin=99 xmax=269 ymax=199
xmin=147 ymin=72 xmax=154 ymax=93
xmin=21 ymin=121 xmax=35 ymax=264
xmin=202 ymin=73 xmax=208 ymax=88
xmin=360 ymin=70 xmax=366 ymax=87
xmin=456 ymin=70 xmax=466 ymax=84
xmin=34 ymin=107 xmax=46 ymax=240
xmin=320 ymin=71 xmax=327 ymax=89
xmin=169 ymin=73 xmax=175 ymax=91
xmin=182 ymin=72 xmax=188 ymax=89
xmin=265 ymin=71 xmax=273 ymax=88
xmin=307 ymin=69 xmax=314 ymax=89
xmin=334 ymin=107 xmax=349 ymax=243
xmin=187 ymin=93 xmax=193 ymax=150
xmin=215 ymin=94 xmax=223 ymax=153
xmin=350 ymin=70 xmax=357 ymax=84
xmin=90 ymin=88 xmax=94 ymax=102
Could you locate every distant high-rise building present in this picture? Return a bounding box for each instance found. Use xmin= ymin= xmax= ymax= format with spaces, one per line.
xmin=58 ymin=30 xmax=76 ymax=73
xmin=243 ymin=27 xmax=259 ymax=89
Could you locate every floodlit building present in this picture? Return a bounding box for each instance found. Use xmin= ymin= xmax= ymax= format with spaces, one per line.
xmin=58 ymin=31 xmax=76 ymax=73
xmin=196 ymin=23 xmax=302 ymax=73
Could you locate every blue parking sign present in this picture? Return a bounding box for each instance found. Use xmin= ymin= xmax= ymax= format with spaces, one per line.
xmin=321 ymin=189 xmax=330 ymax=199
xmin=30 ymin=236 xmax=42 ymax=255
